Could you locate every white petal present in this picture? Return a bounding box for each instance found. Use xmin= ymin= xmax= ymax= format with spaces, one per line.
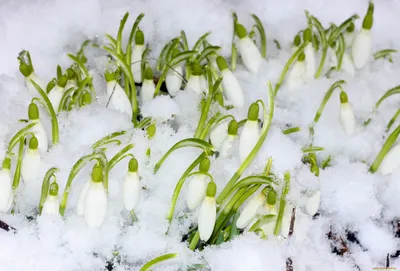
xmin=42 ymin=195 xmax=60 ymax=216
xmin=132 ymin=45 xmax=145 ymax=83
xmin=26 ymin=73 xmax=45 ymax=95
xmin=344 ymin=32 xmax=355 ymax=49
xmin=220 ymin=135 xmax=236 ymax=158
xmin=221 ymin=70 xmax=244 ymax=108
xmin=65 ymin=80 xmax=77 ymax=90
xmin=0 ymin=169 xmax=12 ymax=212
xmin=239 ymin=120 xmax=260 ymax=163
xmin=304 ymin=43 xmax=316 ymax=79
xmin=287 ymin=61 xmax=305 ymax=89
xmin=352 ymin=29 xmax=372 ymax=69
xmin=378 ymin=143 xmax=400 ymax=175
xmin=21 ymin=149 xmax=41 ymax=183
xmin=236 ymin=194 xmax=265 ymax=229
xmin=77 ymin=181 xmax=90 ymax=216
xmin=339 ymin=102 xmax=356 ymax=136
xmin=84 ymin=182 xmax=108 ymax=228
xmin=209 ymin=120 xmax=229 ymax=150
xmin=107 ymin=80 xmax=133 ymax=119
xmin=238 ymin=37 xmax=262 ymax=74
xmin=198 ymin=196 xmax=216 ymax=241
xmin=48 ymin=86 xmax=64 ymax=112
xmin=304 ymin=190 xmax=320 ymax=216
xmin=186 ymin=174 xmax=207 ymax=210
xmin=141 ymin=79 xmax=156 ymax=103
xmin=123 ymin=172 xmax=140 ymax=211
xmin=166 ymin=65 xmax=183 ymax=96
xmin=32 ymin=120 xmax=48 ymax=152
xmin=185 ymin=75 xmax=203 ymax=94
xmin=342 ymin=53 xmax=355 ymax=76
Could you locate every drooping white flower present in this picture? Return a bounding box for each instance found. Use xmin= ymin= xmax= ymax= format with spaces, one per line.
xmin=140 ymin=66 xmax=156 ymax=103
xmin=209 ymin=119 xmax=230 ymax=151
xmin=216 ymin=56 xmax=244 ymax=108
xmin=123 ymin=158 xmax=141 ymax=212
xmin=235 ymin=24 xmax=262 ymax=74
xmin=21 ymin=136 xmax=41 ymax=183
xmin=378 ymin=143 xmax=400 ymax=175
xmin=220 ymin=120 xmax=238 ymax=158
xmin=0 ymin=158 xmax=13 ymax=213
xmin=186 ymin=157 xmax=210 ymax=210
xmin=236 ymin=193 xmax=266 ymax=229
xmin=198 ymin=181 xmax=217 ymax=241
xmin=132 ymin=29 xmax=145 ymax=83
xmin=105 ymin=72 xmax=132 ymax=120
xmin=352 ymin=7 xmax=373 ymax=69
xmin=166 ymin=64 xmax=183 ymax=97
xmin=28 ymin=102 xmax=48 ymax=152
xmin=339 ymin=91 xmax=356 ymax=136
xmin=239 ymin=103 xmax=260 ymax=163
xmin=287 ymin=52 xmax=306 ymax=89
xmin=42 ymin=182 xmax=60 ymax=216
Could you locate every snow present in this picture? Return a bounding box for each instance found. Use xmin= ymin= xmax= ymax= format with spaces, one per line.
xmin=0 ymin=0 xmax=400 ymax=270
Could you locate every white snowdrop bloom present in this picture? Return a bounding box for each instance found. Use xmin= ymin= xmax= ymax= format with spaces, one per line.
xmin=105 ymin=72 xmax=132 ymax=120
xmin=352 ymin=10 xmax=373 ymax=69
xmin=239 ymin=103 xmax=260 ymax=163
xmin=339 ymin=91 xmax=356 ymax=136
xmin=186 ymin=157 xmax=210 ymax=210
xmin=209 ymin=119 xmax=230 ymax=151
xmin=378 ymin=143 xmax=400 ymax=175
xmin=236 ymin=193 xmax=266 ymax=229
xmin=123 ymin=158 xmax=141 ymax=212
xmin=216 ymin=56 xmax=244 ymax=108
xmin=166 ymin=63 xmax=183 ymax=97
xmin=287 ymin=52 xmax=306 ymax=89
xmin=220 ymin=120 xmax=238 ymax=158
xmin=28 ymin=103 xmax=48 ymax=152
xmin=140 ymin=67 xmax=156 ymax=103
xmin=21 ymin=136 xmax=41 ymax=183
xmin=235 ymin=24 xmax=262 ymax=74
xmin=0 ymin=158 xmax=13 ymax=213
xmin=198 ymin=181 xmax=217 ymax=242
xmin=131 ymin=29 xmax=145 ymax=83
xmin=42 ymin=182 xmax=60 ymax=216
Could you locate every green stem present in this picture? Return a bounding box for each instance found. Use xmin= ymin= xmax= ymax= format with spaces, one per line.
xmin=6 ymin=122 xmax=37 ymax=155
xmin=140 ymin=253 xmax=178 ymax=271
xmin=273 ymin=171 xmax=290 ymax=236
xmin=92 ymin=131 xmax=126 ymax=150
xmin=251 ymin=14 xmax=267 ymax=59
xmin=30 ymin=80 xmax=59 ymax=145
xmin=283 ymin=127 xmax=301 ymax=135
xmin=375 ymin=85 xmax=400 ymax=108
xmin=231 ymin=12 xmax=238 ymax=71
xmin=11 ymin=137 xmax=25 ymax=190
xmin=108 ymin=144 xmax=135 ymax=170
xmin=386 ymin=109 xmax=400 ymax=132
xmin=369 ymin=124 xmax=400 ymax=173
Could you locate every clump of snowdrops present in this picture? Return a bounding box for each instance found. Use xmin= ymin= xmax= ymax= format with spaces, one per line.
xmin=1 ymin=1 xmax=400 ymax=269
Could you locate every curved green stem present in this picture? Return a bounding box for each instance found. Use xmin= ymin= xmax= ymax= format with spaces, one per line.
xmin=108 ymin=144 xmax=135 ymax=170
xmin=251 ymin=14 xmax=267 ymax=59
xmin=283 ymin=127 xmax=301 ymax=135
xmin=92 ymin=130 xmax=126 ymax=150
xmin=140 ymin=253 xmax=178 ymax=271
xmin=39 ymin=167 xmax=59 ymax=214
xmin=6 ymin=122 xmax=37 ymax=155
xmin=11 ymin=137 xmax=25 ymax=190
xmin=273 ymin=171 xmax=290 ymax=236
xmin=375 ymin=85 xmax=400 ymax=108
xmin=386 ymin=109 xmax=400 ymax=132
xmin=30 ymin=80 xmax=59 ymax=145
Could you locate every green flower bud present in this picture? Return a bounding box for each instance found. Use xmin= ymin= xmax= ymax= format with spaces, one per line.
xmin=340 ymin=91 xmax=348 ymax=104
xmin=199 ymin=157 xmax=210 ymax=173
xmin=144 ymin=66 xmax=153 ymax=81
xmin=49 ymin=182 xmax=59 ymax=196
xmin=128 ymin=158 xmax=138 ymax=173
xmin=346 ymin=22 xmax=355 ymax=33
xmin=247 ymin=102 xmax=259 ymax=121
xmin=303 ymin=28 xmax=312 ymax=42
xmin=293 ymin=34 xmax=301 ymax=47
xmin=216 ymin=56 xmax=228 ymax=71
xmin=192 ymin=62 xmax=203 ymax=76
xmin=227 ymin=119 xmax=238 ymax=136
xmin=135 ymin=29 xmax=145 ymax=45
xmin=236 ymin=24 xmax=248 ymax=39
xmin=46 ymin=80 xmax=56 ymax=94
xmin=29 ymin=136 xmax=38 ymax=150
xmin=80 ymin=92 xmax=92 ymax=106
xmin=362 ymin=13 xmax=373 ymax=30
xmin=266 ymin=189 xmax=277 ymax=205
xmin=28 ymin=103 xmax=39 ymax=120
xmin=105 ymin=71 xmax=116 ymax=82
xmin=57 ymin=76 xmax=67 ymax=88
xmin=146 ymin=124 xmax=156 ymax=139
xmin=2 ymin=158 xmax=11 ymax=170
xmin=206 ymin=181 xmax=217 ymax=197
xmin=66 ymin=68 xmax=76 ymax=80
xmin=91 ymin=163 xmax=103 ymax=183
xmin=19 ymin=63 xmax=33 ymax=77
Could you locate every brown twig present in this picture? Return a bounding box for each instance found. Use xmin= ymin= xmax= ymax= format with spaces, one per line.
xmin=286 ymin=207 xmax=296 ymax=271
xmin=0 ymin=219 xmax=16 ymax=233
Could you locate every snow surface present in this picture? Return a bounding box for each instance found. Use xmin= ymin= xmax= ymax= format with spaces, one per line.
xmin=0 ymin=0 xmax=400 ymax=270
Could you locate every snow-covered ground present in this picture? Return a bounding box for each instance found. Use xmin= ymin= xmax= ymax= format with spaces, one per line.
xmin=0 ymin=0 xmax=400 ymax=270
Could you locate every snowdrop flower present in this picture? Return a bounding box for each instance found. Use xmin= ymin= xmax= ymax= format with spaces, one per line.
xmin=21 ymin=136 xmax=41 ymax=183
xmin=186 ymin=157 xmax=210 ymax=210
xmin=42 ymin=181 xmax=60 ymax=216
xmin=352 ymin=3 xmax=373 ymax=69
xmin=64 ymin=68 xmax=78 ymax=90
xmin=339 ymin=91 xmax=356 ymax=136
xmin=132 ymin=29 xmax=145 ymax=83
xmin=166 ymin=49 xmax=183 ymax=97
xmin=19 ymin=61 xmax=45 ymax=96
xmin=48 ymin=75 xmax=67 ymax=112
xmin=344 ymin=22 xmax=356 ymax=49
xmin=0 ymin=158 xmax=13 ymax=212
xmin=216 ymin=56 xmax=244 ymax=108
xmin=291 ymin=34 xmax=301 ymax=53
xmin=235 ymin=24 xmax=262 ymax=74
xmin=198 ymin=181 xmax=217 ymax=242
xmin=209 ymin=119 xmax=230 ymax=151
xmin=239 ymin=103 xmax=260 ymax=163
xmin=303 ymin=28 xmax=316 ymax=79
xmin=304 ymin=190 xmax=320 ymax=216
xmin=141 ymin=66 xmax=156 ymax=103
xmin=185 ymin=62 xmax=206 ymax=94
xmin=105 ymin=71 xmax=132 ymax=120
xmin=83 ymin=164 xmax=108 ymax=228
xmin=220 ymin=119 xmax=238 ymax=158
xmin=378 ymin=143 xmax=400 ymax=175
xmin=123 ymin=158 xmax=140 ymax=212
xmin=28 ymin=103 xmax=48 ymax=152
xmin=236 ymin=192 xmax=266 ymax=229
xmin=287 ymin=52 xmax=306 ymax=89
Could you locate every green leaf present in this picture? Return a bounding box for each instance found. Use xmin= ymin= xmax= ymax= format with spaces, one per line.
xmin=125 ymin=13 xmax=145 ymax=66
xmin=170 ymin=50 xmax=198 ymax=67
xmin=196 ymin=46 xmax=221 ymax=63
xmin=375 ymin=85 xmax=400 ymax=108
xmin=180 ymin=30 xmax=189 ymax=51
xmin=192 ymin=31 xmax=211 ymax=52
xmin=154 ymin=138 xmax=215 ymax=173
xmin=140 ymin=253 xmax=178 ymax=271
xmin=251 ymin=14 xmax=267 ymax=59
